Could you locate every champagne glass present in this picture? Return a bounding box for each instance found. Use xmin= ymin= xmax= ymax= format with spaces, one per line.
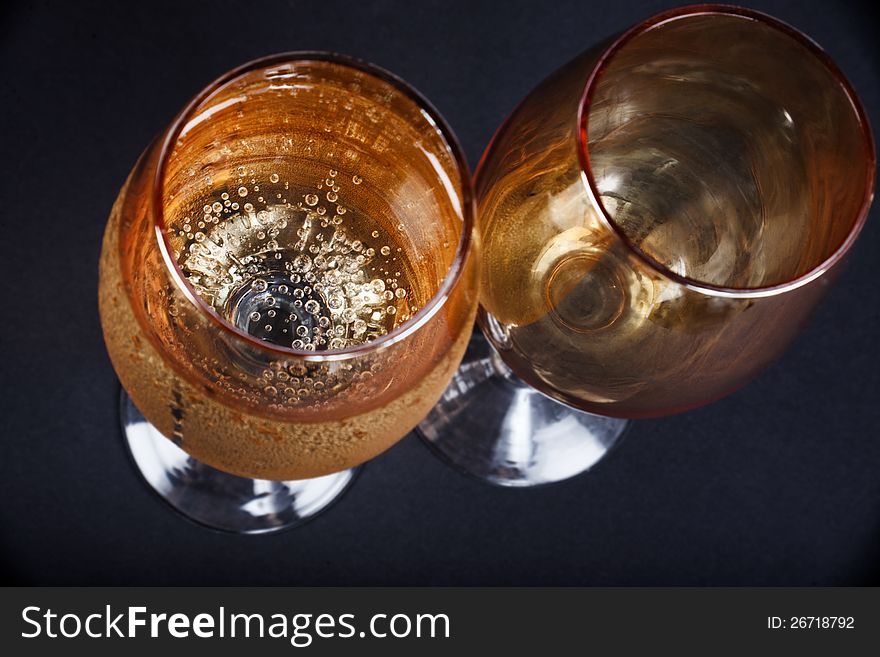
xmin=418 ymin=5 xmax=875 ymax=486
xmin=98 ymin=52 xmax=478 ymax=532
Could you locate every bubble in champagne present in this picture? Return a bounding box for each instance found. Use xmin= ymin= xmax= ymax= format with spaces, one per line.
xmin=293 ymin=255 xmax=312 ymax=272
xmin=178 ymin=171 xmax=420 ymax=371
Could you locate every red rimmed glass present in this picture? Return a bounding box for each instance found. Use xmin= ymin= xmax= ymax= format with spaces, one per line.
xmin=99 ymin=52 xmax=478 ymax=532
xmin=418 ymin=5 xmax=875 ymax=486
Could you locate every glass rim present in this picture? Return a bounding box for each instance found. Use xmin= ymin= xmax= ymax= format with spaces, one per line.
xmin=577 ymin=3 xmax=876 ymax=299
xmin=151 ymin=51 xmax=475 ymax=361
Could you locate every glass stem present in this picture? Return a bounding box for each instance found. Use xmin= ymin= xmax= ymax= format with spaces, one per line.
xmin=488 ymin=345 xmax=515 ymax=379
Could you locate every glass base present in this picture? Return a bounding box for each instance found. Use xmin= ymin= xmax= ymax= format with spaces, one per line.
xmin=120 ymin=392 xmax=357 ymax=534
xmin=417 ymin=332 xmax=629 ymax=487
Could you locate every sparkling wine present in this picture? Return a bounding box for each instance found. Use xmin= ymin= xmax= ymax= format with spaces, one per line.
xmin=176 ymin=167 xmax=419 ymax=351
xmin=99 ymin=55 xmax=477 ymax=480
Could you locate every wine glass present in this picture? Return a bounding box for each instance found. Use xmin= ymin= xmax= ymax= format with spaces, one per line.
xmin=418 ymin=5 xmax=875 ymax=486
xmin=98 ymin=52 xmax=478 ymax=532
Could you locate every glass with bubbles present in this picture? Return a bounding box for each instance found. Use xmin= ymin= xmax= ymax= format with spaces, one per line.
xmin=98 ymin=53 xmax=478 ymax=532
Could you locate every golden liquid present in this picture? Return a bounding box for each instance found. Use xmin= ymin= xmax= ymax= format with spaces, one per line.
xmin=98 ymin=58 xmax=477 ymax=478
xmin=176 ymin=166 xmax=421 ymax=352
xmin=99 ymin=166 xmax=474 ymax=478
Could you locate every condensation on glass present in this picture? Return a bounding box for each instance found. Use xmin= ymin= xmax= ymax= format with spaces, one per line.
xmin=99 ymin=54 xmax=479 ymax=479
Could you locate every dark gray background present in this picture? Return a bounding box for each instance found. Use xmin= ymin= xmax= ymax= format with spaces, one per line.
xmin=0 ymin=0 xmax=877 ymax=585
